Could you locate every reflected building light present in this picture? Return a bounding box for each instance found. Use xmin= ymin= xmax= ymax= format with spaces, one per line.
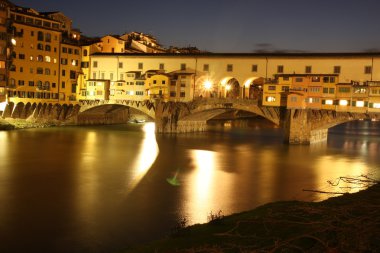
xmin=0 ymin=131 xmax=8 ymax=170
xmin=0 ymin=132 xmax=9 ymax=222
xmin=81 ymin=131 xmax=97 ymax=165
xmin=314 ymin=156 xmax=369 ymax=201
xmin=187 ymin=149 xmax=216 ymax=223
xmin=75 ymin=130 xmax=99 ymax=226
xmin=126 ymin=122 xmax=159 ymax=192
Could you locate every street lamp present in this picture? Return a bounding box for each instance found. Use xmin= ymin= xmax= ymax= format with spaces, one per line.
xmin=204 ymin=80 xmax=212 ymax=97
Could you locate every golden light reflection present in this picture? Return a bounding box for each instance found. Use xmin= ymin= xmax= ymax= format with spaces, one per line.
xmin=76 ymin=131 xmax=99 ymax=225
xmin=126 ymin=122 xmax=159 ymax=192
xmin=0 ymin=131 xmax=9 ymax=203
xmin=186 ymin=149 xmax=216 ymax=223
xmin=314 ymin=156 xmax=370 ymax=201
xmin=78 ymin=131 xmax=98 ymax=206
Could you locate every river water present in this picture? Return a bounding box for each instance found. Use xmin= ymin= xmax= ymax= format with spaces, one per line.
xmin=0 ymin=118 xmax=379 ymax=253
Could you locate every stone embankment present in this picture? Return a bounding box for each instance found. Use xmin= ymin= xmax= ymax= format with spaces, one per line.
xmin=0 ymin=118 xmax=74 ymax=130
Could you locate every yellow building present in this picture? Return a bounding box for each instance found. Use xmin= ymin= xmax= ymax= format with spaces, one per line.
xmin=77 ymin=41 xmax=101 ymax=100
xmin=124 ymin=71 xmax=146 ymax=101
xmin=367 ymin=81 xmax=380 ymax=113
xmin=59 ymin=42 xmax=81 ymax=102
xmin=0 ymin=0 xmax=10 ymax=104
xmin=262 ymin=75 xmax=290 ymax=106
xmin=146 ymin=73 xmax=169 ymax=100
xmin=321 ymin=76 xmax=338 ymax=110
xmin=6 ymin=5 xmax=81 ymax=105
xmin=85 ymin=79 xmax=110 ymax=100
xmin=100 ymin=35 xmax=126 ymax=53
xmin=8 ymin=7 xmax=62 ymax=105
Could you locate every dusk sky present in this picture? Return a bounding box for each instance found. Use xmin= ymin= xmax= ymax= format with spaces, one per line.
xmin=11 ymin=0 xmax=380 ymax=53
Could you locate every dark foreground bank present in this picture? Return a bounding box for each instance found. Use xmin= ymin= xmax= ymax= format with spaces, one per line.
xmin=121 ymin=183 xmax=380 ymax=253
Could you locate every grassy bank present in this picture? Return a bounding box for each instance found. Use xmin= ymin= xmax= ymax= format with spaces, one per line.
xmin=122 ymin=183 xmax=380 ymax=252
xmin=0 ymin=118 xmax=60 ymax=130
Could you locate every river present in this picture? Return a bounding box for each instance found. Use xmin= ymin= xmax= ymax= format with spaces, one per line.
xmin=0 ymin=118 xmax=379 ymax=253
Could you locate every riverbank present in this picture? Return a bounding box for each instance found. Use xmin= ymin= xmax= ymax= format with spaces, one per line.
xmin=0 ymin=118 xmax=68 ymax=130
xmin=122 ymin=183 xmax=380 ymax=253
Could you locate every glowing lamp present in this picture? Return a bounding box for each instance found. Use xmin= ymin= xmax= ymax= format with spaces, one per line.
xmin=204 ymin=80 xmax=212 ymax=90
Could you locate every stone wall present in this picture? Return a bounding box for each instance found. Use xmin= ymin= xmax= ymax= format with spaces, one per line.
xmin=1 ymin=102 xmax=80 ymax=129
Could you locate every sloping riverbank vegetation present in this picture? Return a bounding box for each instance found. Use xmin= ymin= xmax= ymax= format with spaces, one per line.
xmin=122 ymin=177 xmax=380 ymax=253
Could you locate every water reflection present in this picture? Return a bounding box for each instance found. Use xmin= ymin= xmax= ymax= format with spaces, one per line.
xmin=76 ymin=131 xmax=99 ymax=225
xmin=0 ymin=119 xmax=379 ymax=253
xmin=127 ymin=122 xmax=159 ymax=192
xmin=0 ymin=131 xmax=9 ymax=225
xmin=313 ymin=156 xmax=370 ymax=200
xmin=186 ymin=149 xmax=216 ymax=222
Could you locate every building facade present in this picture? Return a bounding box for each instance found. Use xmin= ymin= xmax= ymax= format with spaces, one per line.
xmin=0 ymin=0 xmax=11 ymax=104
xmin=5 ymin=5 xmax=81 ymax=106
xmin=81 ymin=53 xmax=380 ymax=104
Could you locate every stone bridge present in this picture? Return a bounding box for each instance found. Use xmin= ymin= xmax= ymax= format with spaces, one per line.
xmin=3 ymin=98 xmax=379 ymax=144
xmin=78 ymin=98 xmax=380 ymax=144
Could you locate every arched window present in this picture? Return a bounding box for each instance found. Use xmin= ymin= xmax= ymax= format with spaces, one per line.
xmin=45 ymin=68 xmax=50 ymax=75
xmin=83 ymin=49 xmax=88 ymax=56
xmin=44 ymin=81 xmax=50 ymax=90
xmin=45 ymin=45 xmax=51 ymax=51
xmin=37 ymin=43 xmax=44 ymax=50
xmin=45 ymin=56 xmax=51 ymax=62
xmin=36 ymin=67 xmax=43 ymax=74
xmin=37 ymin=55 xmax=43 ymax=62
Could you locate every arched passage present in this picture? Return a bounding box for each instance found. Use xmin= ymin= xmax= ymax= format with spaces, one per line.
xmin=78 ymin=104 xmax=154 ymax=125
xmin=243 ymin=77 xmax=265 ymax=100
xmin=220 ymin=77 xmax=240 ymax=99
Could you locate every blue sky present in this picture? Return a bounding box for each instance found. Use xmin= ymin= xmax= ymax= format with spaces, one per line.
xmin=11 ymin=0 xmax=380 ymax=53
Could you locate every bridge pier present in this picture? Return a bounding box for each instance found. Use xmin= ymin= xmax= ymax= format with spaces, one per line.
xmin=284 ymin=109 xmax=328 ymax=144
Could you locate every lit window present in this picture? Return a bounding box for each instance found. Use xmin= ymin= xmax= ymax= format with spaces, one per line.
xmin=45 ymin=56 xmax=51 ymax=62
xmin=373 ymin=103 xmax=380 ymax=109
xmin=356 ymin=101 xmax=364 ymax=107
xmin=266 ymin=96 xmax=275 ymax=102
xmin=339 ymin=100 xmax=348 ymax=106
xmin=325 ymin=99 xmax=333 ymax=105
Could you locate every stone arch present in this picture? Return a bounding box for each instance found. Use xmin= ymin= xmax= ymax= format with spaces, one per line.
xmin=59 ymin=104 xmax=68 ymax=120
xmin=50 ymin=103 xmax=62 ymax=120
xmin=188 ymin=99 xmax=281 ymax=125
xmin=79 ymin=100 xmax=156 ymax=119
xmin=22 ymin=102 xmax=32 ymax=119
xmin=11 ymin=102 xmax=24 ymax=118
xmin=37 ymin=103 xmax=48 ymax=118
xmin=242 ymin=77 xmax=265 ymax=99
xmin=218 ymin=77 xmax=240 ymax=99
